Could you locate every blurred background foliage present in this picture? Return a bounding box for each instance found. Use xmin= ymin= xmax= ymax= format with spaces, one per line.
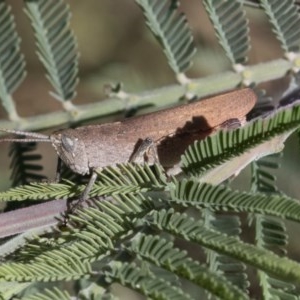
xmin=0 ymin=0 xmax=287 ymax=115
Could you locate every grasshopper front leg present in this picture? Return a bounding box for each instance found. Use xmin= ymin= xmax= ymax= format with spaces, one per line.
xmin=66 ymin=137 xmax=159 ymax=216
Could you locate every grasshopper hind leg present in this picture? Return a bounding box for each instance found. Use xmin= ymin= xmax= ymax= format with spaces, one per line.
xmin=130 ymin=137 xmax=159 ymax=165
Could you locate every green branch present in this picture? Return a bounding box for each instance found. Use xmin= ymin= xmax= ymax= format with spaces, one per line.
xmin=0 ymin=58 xmax=293 ymax=133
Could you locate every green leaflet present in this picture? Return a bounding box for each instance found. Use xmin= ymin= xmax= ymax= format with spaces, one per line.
xmin=251 ymin=151 xmax=297 ymax=298
xmin=128 ymin=233 xmax=248 ymax=300
xmin=20 ymin=287 xmax=71 ymax=300
xmin=203 ymin=209 xmax=249 ymax=293
xmin=145 ymin=208 xmax=300 ymax=282
xmin=0 ymin=1 xmax=25 ymax=120
xmin=24 ymin=0 xmax=79 ymax=102
xmin=260 ymin=0 xmax=300 ymax=53
xmin=136 ymin=0 xmax=196 ymax=75
xmin=181 ymin=101 xmax=300 ymax=182
xmin=0 ymin=163 xmax=167 ymax=202
xmin=106 ymin=262 xmax=192 ymax=300
xmin=203 ymin=0 xmax=250 ymax=65
xmin=171 ymin=179 xmax=300 ymax=223
xmin=9 ymin=142 xmax=45 ymax=187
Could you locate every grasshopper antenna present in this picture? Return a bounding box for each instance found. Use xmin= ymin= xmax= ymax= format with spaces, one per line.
xmin=0 ymin=129 xmax=51 ymax=142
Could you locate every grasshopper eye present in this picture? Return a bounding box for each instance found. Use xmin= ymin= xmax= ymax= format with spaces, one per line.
xmin=61 ymin=135 xmax=78 ymax=153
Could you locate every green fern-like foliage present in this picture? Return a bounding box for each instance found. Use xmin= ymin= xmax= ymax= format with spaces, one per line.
xmin=1 ymin=1 xmax=300 ymax=299
xmin=4 ymin=141 xmax=45 ymax=212
xmin=0 ymin=1 xmax=26 ymax=120
xmin=250 ymin=154 xmax=298 ymax=299
xmin=255 ymin=215 xmax=298 ymax=299
xmin=24 ymin=0 xmax=79 ymax=103
xmin=128 ymin=234 xmax=248 ymax=299
xmin=135 ymin=0 xmax=196 ymax=76
xmin=9 ymin=142 xmax=45 ymax=187
xmin=251 ymin=154 xmax=280 ymax=194
xmin=204 ymin=210 xmax=249 ymax=293
xmin=259 ymin=0 xmax=300 ymax=54
xmin=0 ymin=163 xmax=167 ymax=202
xmin=2 ymin=189 xmax=300 ymax=299
xmin=106 ymin=262 xmax=193 ymax=300
xmin=0 ymin=282 xmax=31 ymax=300
xmin=145 ymin=208 xmax=300 ymax=281
xmin=203 ymin=0 xmax=250 ymax=65
xmin=181 ymin=102 xmax=300 ymax=180
xmin=170 ymin=179 xmax=300 ymax=223
xmin=20 ymin=287 xmax=71 ymax=300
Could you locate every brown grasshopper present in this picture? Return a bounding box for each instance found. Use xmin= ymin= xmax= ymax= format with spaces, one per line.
xmin=0 ymin=88 xmax=257 ymax=205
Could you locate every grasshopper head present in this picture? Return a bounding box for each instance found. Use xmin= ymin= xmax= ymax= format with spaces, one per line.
xmin=50 ymin=129 xmax=90 ymax=175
